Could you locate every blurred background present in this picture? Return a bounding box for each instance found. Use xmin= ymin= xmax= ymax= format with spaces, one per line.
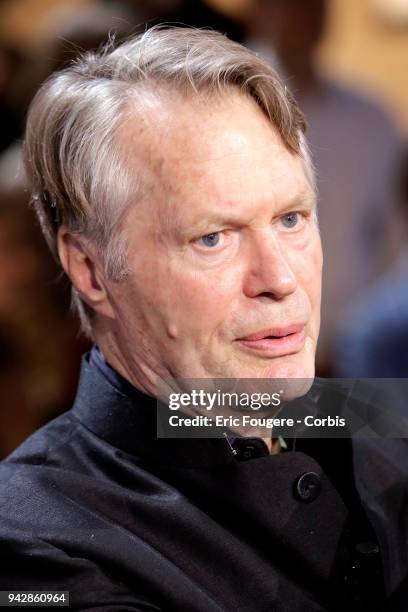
xmin=1 ymin=0 xmax=408 ymax=458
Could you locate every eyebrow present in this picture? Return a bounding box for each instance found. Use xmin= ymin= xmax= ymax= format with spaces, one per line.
xmin=278 ymin=191 xmax=317 ymax=213
xmin=180 ymin=191 xmax=317 ymax=236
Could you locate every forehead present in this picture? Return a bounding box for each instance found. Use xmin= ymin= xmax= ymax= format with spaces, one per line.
xmin=120 ymin=89 xmax=311 ymax=222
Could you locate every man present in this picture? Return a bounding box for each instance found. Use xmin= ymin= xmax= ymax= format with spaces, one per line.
xmin=0 ymin=27 xmax=405 ymax=611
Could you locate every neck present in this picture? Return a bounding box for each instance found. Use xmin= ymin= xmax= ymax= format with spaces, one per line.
xmin=263 ymin=436 xmax=282 ymax=455
xmin=96 ymin=330 xmax=284 ymax=454
xmin=95 ymin=332 xmax=158 ymax=398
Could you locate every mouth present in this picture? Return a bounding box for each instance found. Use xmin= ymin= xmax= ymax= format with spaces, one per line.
xmin=236 ymin=324 xmax=306 ymax=356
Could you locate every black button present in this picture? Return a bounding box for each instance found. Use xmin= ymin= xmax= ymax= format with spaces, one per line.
xmin=345 ymin=541 xmax=383 ymax=602
xmin=295 ymin=471 xmax=322 ymax=502
xmin=355 ymin=541 xmax=380 ymax=556
xmin=231 ymin=438 xmax=269 ymax=461
xmin=243 ymin=446 xmax=255 ymax=460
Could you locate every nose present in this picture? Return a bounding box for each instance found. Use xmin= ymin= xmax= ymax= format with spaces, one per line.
xmin=243 ymin=231 xmax=298 ymax=300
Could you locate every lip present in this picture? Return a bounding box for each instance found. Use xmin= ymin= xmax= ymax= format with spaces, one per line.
xmin=236 ymin=324 xmax=306 ymax=356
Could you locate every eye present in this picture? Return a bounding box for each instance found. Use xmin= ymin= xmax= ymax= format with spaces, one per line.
xmin=281 ymin=212 xmax=300 ymax=229
xmin=199 ymin=232 xmax=221 ymax=248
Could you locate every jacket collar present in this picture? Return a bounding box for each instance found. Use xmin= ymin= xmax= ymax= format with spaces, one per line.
xmin=70 ymin=347 xmax=369 ymax=468
xmin=71 ymin=350 xmax=236 ymax=468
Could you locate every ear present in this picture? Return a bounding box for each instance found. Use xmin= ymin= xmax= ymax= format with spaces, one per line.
xmin=57 ymin=226 xmax=115 ymax=318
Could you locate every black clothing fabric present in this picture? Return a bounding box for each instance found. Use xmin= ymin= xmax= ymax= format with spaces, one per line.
xmin=0 ymin=351 xmax=406 ymax=610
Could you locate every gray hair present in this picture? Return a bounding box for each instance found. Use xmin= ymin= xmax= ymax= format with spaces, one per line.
xmin=23 ymin=26 xmax=312 ymax=337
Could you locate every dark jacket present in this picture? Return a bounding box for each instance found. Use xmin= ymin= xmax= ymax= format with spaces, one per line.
xmin=0 ymin=351 xmax=407 ymax=611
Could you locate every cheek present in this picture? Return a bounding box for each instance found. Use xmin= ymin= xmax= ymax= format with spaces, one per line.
xmin=303 ymin=237 xmax=323 ymax=325
xmin=282 ymin=233 xmax=322 ymax=331
xmin=293 ymin=232 xmax=322 ymax=295
xmin=169 ymin=267 xmax=241 ymax=330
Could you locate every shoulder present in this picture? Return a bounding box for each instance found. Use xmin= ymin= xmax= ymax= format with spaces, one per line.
xmin=0 ymin=412 xmax=163 ymax=609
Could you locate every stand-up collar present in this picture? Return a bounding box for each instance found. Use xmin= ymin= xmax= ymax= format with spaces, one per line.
xmin=71 ymin=347 xmax=357 ymax=469
xmin=71 ymin=349 xmax=236 ymax=468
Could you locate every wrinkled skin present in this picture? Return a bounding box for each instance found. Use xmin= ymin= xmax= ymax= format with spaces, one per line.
xmin=91 ymin=91 xmax=323 ymax=396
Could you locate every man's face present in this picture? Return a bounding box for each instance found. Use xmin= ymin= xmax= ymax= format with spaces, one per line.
xmin=102 ymin=91 xmax=322 ymax=390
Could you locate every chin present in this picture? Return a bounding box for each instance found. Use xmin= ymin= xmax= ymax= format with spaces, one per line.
xmin=256 ymin=353 xmax=316 ymax=401
xmin=263 ymin=357 xmax=315 ymax=379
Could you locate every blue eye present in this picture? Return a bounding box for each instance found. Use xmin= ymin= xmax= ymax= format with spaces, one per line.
xmin=200 ymin=232 xmax=221 ymax=247
xmin=281 ymin=212 xmax=299 ymax=228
